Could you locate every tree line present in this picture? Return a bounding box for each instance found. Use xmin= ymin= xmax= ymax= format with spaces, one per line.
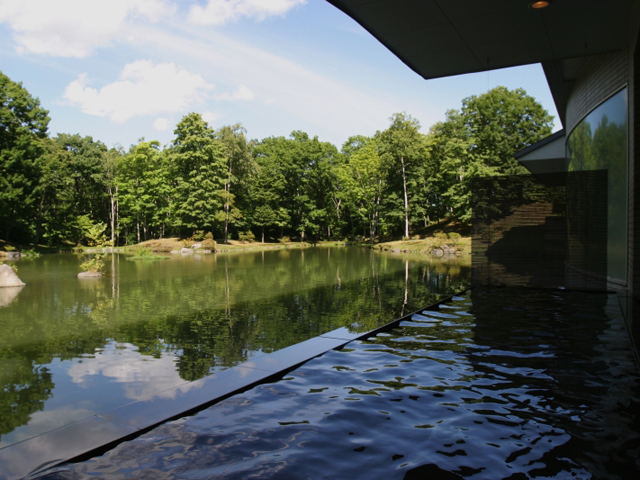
xmin=1 ymin=70 xmax=554 ymax=246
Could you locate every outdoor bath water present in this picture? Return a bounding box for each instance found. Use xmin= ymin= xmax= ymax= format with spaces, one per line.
xmin=35 ymin=287 xmax=640 ymax=479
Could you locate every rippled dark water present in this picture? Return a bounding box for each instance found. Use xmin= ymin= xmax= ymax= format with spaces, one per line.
xmin=38 ymin=288 xmax=640 ymax=479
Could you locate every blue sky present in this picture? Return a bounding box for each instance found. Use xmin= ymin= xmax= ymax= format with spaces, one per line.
xmin=0 ymin=0 xmax=559 ymax=150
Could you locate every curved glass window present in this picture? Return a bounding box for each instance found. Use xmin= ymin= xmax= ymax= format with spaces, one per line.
xmin=567 ymin=88 xmax=628 ymax=284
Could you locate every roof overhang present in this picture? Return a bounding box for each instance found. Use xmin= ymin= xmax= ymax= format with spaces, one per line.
xmin=327 ymin=0 xmax=635 ymax=80
xmin=327 ymin=1 xmax=638 ymax=125
xmin=514 ymin=129 xmax=566 ymax=174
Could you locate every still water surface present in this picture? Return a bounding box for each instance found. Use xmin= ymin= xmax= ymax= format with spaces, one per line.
xmin=0 ymin=248 xmax=469 ymax=448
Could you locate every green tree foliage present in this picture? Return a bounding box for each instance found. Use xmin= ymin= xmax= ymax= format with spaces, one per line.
xmin=427 ymin=87 xmax=554 ymax=223
xmin=337 ymin=137 xmax=385 ymax=242
xmin=0 ymin=71 xmax=50 ymax=242
xmin=171 ymin=113 xmax=227 ymax=235
xmin=31 ymin=138 xmax=75 ymax=245
xmin=377 ymin=113 xmax=427 ymax=238
xmin=459 ymin=86 xmax=553 ymax=175
xmin=1 ymin=70 xmax=555 ymax=245
xmin=55 ymin=134 xmax=109 ymax=242
xmin=252 ymin=132 xmax=339 ymax=242
xmin=118 ymin=141 xmax=172 ymax=243
xmin=215 ymin=124 xmax=256 ymax=243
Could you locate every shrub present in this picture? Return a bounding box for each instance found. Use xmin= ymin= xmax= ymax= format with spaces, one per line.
xmin=80 ymin=254 xmax=105 ymax=273
xmin=238 ymin=231 xmax=255 ymax=243
xmin=182 ymin=237 xmax=194 ymax=248
xmin=193 ymin=230 xmax=205 ymax=241
xmin=204 ymin=232 xmax=214 ymax=241
xmin=21 ymin=248 xmax=41 ymax=258
xmin=434 ymin=232 xmax=448 ymax=240
xmin=202 ymin=238 xmax=216 ymax=250
xmin=278 ymin=236 xmax=290 ymax=244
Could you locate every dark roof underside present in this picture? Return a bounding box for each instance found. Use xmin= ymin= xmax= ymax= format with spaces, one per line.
xmin=327 ymin=0 xmax=635 ymax=80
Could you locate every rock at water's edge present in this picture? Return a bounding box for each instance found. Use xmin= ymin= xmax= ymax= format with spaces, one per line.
xmin=441 ymin=245 xmax=456 ymax=255
xmin=181 ymin=248 xmax=194 ymax=255
xmin=78 ymin=271 xmax=104 ymax=279
xmin=0 ymin=264 xmax=26 ymax=287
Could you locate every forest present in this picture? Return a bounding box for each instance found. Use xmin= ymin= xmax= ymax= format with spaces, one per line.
xmin=0 ymin=70 xmax=554 ymax=247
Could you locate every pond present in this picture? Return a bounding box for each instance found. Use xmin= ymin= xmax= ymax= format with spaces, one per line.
xmin=0 ymin=248 xmax=470 ymax=449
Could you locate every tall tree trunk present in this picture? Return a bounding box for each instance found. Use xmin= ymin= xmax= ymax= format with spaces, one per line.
xmin=223 ymin=159 xmax=233 ymax=243
xmin=401 ymin=259 xmax=409 ymax=316
xmin=108 ymin=183 xmax=116 ymax=245
xmin=401 ymin=156 xmax=409 ymax=239
xmin=115 ymin=194 xmax=119 ymax=247
xmin=223 ymin=180 xmax=230 ymax=243
xmin=34 ymin=194 xmax=45 ymax=245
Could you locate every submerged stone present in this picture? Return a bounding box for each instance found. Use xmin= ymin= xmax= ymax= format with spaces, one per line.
xmin=0 ymin=285 xmax=23 ymax=307
xmin=78 ymin=271 xmax=104 ymax=279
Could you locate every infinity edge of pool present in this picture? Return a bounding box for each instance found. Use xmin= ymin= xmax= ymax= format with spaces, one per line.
xmin=0 ymin=294 xmax=458 ymax=480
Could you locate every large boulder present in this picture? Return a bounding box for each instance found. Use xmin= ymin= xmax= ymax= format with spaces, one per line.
xmin=181 ymin=248 xmax=194 ymax=255
xmin=0 ymin=264 xmax=25 ymax=287
xmin=6 ymin=252 xmax=21 ymax=259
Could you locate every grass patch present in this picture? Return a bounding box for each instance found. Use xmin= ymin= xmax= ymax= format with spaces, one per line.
xmin=215 ymin=240 xmax=312 ymax=252
xmin=127 ymin=246 xmax=168 ymax=260
xmin=374 ymin=234 xmax=471 ymax=254
xmin=133 ymin=238 xmax=185 ymax=252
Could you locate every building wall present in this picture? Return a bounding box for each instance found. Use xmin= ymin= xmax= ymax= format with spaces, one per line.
xmin=566 ymin=54 xmax=630 ymax=286
xmin=566 ymin=50 xmax=629 ymax=136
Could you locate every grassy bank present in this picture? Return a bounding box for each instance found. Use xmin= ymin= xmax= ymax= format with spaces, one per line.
xmin=2 ymin=218 xmax=471 ymax=257
xmin=133 ymin=237 xmax=314 ymax=253
xmin=372 ymin=235 xmax=471 ymax=255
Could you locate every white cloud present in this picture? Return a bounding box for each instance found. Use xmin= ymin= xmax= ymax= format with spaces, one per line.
xmin=63 ymin=60 xmax=214 ymax=123
xmin=0 ymin=0 xmax=175 ymax=57
xmin=188 ymin=0 xmax=305 ymax=26
xmin=126 ymin=25 xmax=398 ymax=143
xmin=67 ymin=342 xmax=188 ymax=401
xmin=153 ymin=117 xmax=171 ymax=131
xmin=216 ymin=84 xmax=255 ymax=102
xmin=202 ymin=111 xmax=222 ymax=125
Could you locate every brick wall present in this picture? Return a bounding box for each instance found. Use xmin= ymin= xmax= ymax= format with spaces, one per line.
xmin=566 ymin=50 xmax=629 ymax=135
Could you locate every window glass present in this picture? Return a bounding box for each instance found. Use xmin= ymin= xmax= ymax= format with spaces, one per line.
xmin=567 ymin=88 xmax=628 ymax=283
